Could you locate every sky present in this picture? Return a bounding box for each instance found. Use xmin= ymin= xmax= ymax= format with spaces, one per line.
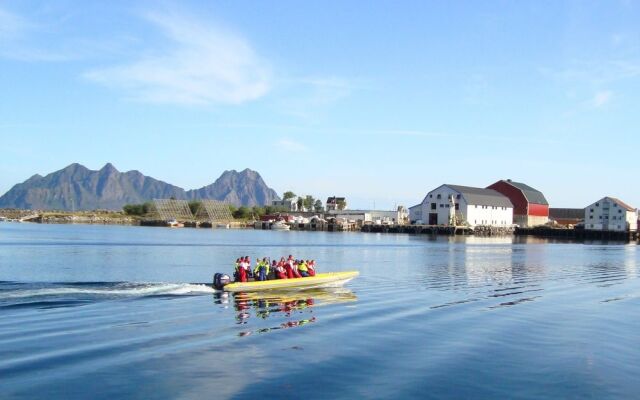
xmin=1 ymin=1 xmax=639 ymax=210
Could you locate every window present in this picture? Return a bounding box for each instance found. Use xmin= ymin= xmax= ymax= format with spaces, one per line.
xmin=456 ymin=194 xmax=461 ymax=199
xmin=445 ymin=204 xmax=450 ymax=208
xmin=618 ymin=225 xmax=621 ymax=229
xmin=431 ymin=203 xmax=436 ymax=210
xmin=429 ymin=194 xmax=432 ymax=198
xmin=455 ymin=204 xmax=459 ymax=210
xmin=589 ymin=216 xmax=593 ymax=219
xmin=590 ymin=209 xmax=593 ymax=213
xmin=599 ymin=216 xmax=602 ymax=219
xmin=475 ymin=205 xmax=478 ymax=208
xmin=437 ymin=194 xmax=441 ymax=199
xmin=618 ymin=209 xmax=622 ymax=214
xmin=596 ymin=202 xmax=599 ymax=206
xmin=590 ymin=224 xmax=594 ymax=228
xmin=613 ymin=203 xmax=618 ymax=207
xmin=440 ymin=204 xmax=444 ymax=208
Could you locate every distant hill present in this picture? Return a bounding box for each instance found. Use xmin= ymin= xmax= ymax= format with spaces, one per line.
xmin=0 ymin=163 xmax=280 ymax=210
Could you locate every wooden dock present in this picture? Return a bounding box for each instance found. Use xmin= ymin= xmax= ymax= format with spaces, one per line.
xmin=361 ymin=224 xmax=475 ymax=235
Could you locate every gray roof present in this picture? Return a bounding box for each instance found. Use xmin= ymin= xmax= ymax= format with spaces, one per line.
xmin=446 ymin=184 xmax=513 ymax=208
xmin=549 ymin=208 xmax=583 ymax=219
xmin=503 ymin=180 xmax=548 ymax=205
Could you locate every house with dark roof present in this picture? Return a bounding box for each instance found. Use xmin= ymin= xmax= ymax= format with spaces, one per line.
xmin=416 ymin=184 xmax=513 ymax=227
xmin=487 ymin=179 xmax=549 ymax=227
xmin=584 ymin=197 xmax=638 ymax=232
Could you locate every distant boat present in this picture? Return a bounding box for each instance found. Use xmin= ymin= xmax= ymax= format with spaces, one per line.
xmin=167 ymin=219 xmax=184 ymax=228
xmin=271 ymin=220 xmax=290 ymax=230
xmin=216 ymin=223 xmax=230 ymax=229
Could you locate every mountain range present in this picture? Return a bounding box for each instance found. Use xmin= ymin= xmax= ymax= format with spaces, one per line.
xmin=0 ymin=163 xmax=280 ymax=210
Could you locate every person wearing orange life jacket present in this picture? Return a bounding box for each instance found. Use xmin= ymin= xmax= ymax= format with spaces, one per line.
xmin=298 ymin=260 xmax=310 ymax=277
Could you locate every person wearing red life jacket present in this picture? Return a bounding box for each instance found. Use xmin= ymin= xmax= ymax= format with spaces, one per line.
xmin=237 ymin=261 xmax=247 ymax=282
xmin=292 ymin=260 xmax=302 ymax=278
xmin=307 ymin=259 xmax=316 ymax=277
xmin=284 ymin=260 xmax=295 ymax=279
xmin=275 ymin=260 xmax=287 ymax=279
xmin=243 ymin=256 xmax=253 ymax=280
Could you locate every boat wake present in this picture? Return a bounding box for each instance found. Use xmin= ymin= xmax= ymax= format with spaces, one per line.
xmin=0 ymin=281 xmax=215 ymax=309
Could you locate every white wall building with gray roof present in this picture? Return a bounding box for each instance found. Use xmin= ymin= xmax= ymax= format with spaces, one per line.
xmin=417 ymin=184 xmax=513 ymax=227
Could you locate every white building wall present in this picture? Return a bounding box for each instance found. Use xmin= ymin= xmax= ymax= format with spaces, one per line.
xmin=420 ymin=185 xmax=513 ymax=227
xmin=585 ymin=197 xmax=638 ymax=232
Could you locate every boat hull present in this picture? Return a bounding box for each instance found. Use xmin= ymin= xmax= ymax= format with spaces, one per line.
xmin=222 ymin=271 xmax=359 ymax=292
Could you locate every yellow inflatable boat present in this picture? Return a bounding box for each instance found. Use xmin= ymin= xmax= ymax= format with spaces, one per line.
xmin=213 ymin=271 xmax=359 ymax=292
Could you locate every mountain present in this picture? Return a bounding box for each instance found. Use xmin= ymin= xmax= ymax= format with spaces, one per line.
xmin=186 ymin=169 xmax=280 ymax=207
xmin=0 ymin=163 xmax=280 ymax=210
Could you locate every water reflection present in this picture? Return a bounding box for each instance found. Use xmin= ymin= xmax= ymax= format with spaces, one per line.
xmin=213 ymin=288 xmax=357 ymax=336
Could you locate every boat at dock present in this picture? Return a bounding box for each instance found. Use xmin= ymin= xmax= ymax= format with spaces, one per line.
xmin=213 ymin=271 xmax=359 ymax=292
xmin=271 ymin=220 xmax=291 ymax=230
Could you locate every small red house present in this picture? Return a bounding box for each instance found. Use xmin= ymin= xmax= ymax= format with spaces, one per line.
xmin=487 ymin=180 xmax=549 ymax=227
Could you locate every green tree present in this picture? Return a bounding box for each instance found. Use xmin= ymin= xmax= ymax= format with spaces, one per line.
xmin=314 ymin=199 xmax=323 ymax=212
xmin=283 ymin=191 xmax=296 ymax=201
xmin=303 ymin=195 xmax=315 ymax=210
xmin=296 ymin=197 xmax=304 ymax=211
xmin=233 ymin=206 xmax=250 ymax=219
xmin=337 ymin=199 xmax=347 ymax=210
xmin=188 ymin=200 xmax=202 ymax=216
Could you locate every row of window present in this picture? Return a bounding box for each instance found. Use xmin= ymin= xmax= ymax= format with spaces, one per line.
xmin=589 ymin=224 xmax=623 ymax=229
xmin=589 ymin=208 xmax=623 ymax=214
xmin=430 ymin=194 xmax=462 ymax=200
xmin=589 ymin=215 xmax=625 ymax=220
xmin=474 ymin=205 xmax=508 ymax=210
xmin=474 ymin=220 xmax=508 ymax=225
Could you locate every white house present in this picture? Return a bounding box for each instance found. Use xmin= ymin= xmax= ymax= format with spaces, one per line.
xmin=584 ymin=197 xmax=638 ymax=232
xmin=417 ymin=184 xmax=513 ymax=227
xmin=327 ymin=207 xmax=408 ymax=225
xmin=272 ymin=199 xmax=298 ymax=211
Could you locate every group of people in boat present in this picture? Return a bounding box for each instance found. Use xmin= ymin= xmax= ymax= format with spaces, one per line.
xmin=234 ymin=255 xmax=317 ymax=282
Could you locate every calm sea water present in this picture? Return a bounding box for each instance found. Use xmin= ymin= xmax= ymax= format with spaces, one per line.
xmin=1 ymin=223 xmax=639 ymax=399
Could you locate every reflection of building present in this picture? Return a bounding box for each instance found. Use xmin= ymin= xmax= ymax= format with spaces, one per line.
xmin=415 ymin=184 xmax=513 ymax=227
xmin=487 ymin=179 xmax=549 ymax=227
xmin=326 ymin=196 xmax=346 ymax=211
xmin=584 ymin=197 xmax=638 ymax=232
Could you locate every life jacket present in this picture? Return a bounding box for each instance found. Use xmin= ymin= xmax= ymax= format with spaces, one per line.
xmin=254 ymin=261 xmax=270 ymax=276
xmin=284 ymin=263 xmax=295 ymax=279
xmin=298 ymin=262 xmax=308 ymax=272
xmin=238 ymin=266 xmax=247 ymax=282
xmin=307 ymin=263 xmax=316 ymax=276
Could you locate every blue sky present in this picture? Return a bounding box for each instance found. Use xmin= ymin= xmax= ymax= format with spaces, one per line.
xmin=1 ymin=1 xmax=639 ymax=209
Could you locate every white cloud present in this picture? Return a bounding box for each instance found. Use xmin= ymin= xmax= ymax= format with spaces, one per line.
xmin=84 ymin=11 xmax=271 ymax=105
xmin=277 ymin=138 xmax=308 ymax=152
xmin=592 ymin=90 xmax=613 ymax=108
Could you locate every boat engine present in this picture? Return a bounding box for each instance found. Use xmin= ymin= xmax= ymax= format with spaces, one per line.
xmin=213 ymin=273 xmax=231 ymax=290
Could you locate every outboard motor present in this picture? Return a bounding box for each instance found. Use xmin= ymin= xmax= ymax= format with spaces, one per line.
xmin=213 ymin=273 xmax=231 ymax=290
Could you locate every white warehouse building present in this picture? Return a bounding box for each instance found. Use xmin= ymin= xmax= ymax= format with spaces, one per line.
xmin=584 ymin=197 xmax=638 ymax=232
xmin=416 ymin=184 xmax=514 ymax=227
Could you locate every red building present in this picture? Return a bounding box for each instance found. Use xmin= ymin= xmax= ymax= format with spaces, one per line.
xmin=487 ymin=180 xmax=549 ymax=227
